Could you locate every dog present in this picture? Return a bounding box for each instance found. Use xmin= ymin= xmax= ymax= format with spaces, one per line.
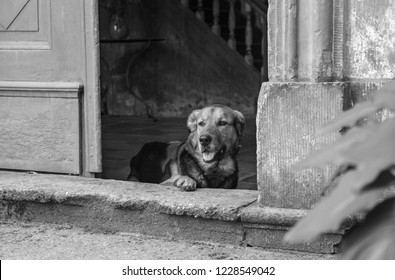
xmin=127 ymin=104 xmax=245 ymax=191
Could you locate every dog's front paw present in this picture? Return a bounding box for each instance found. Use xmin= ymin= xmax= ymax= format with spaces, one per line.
xmin=175 ymin=176 xmax=197 ymax=191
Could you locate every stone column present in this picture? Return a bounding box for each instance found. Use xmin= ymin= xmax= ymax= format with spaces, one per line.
xmin=246 ymin=0 xmax=395 ymax=253
xmin=259 ymin=0 xmax=341 ymax=210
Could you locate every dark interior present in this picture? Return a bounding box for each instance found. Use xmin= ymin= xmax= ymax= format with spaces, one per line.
xmin=99 ymin=0 xmax=268 ymax=190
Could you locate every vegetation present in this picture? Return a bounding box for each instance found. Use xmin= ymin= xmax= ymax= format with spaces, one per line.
xmin=285 ymin=81 xmax=395 ymax=259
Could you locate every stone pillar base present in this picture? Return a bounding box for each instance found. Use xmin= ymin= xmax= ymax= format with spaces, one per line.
xmin=256 ymin=80 xmax=385 ymax=209
xmin=242 ymin=204 xmax=343 ymax=254
xmin=257 ymin=82 xmax=345 ymax=209
xmin=255 ymin=80 xmax=386 ymax=251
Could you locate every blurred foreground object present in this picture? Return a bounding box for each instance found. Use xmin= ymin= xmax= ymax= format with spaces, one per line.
xmin=340 ymin=197 xmax=395 ymax=259
xmin=284 ymin=81 xmax=395 ymax=259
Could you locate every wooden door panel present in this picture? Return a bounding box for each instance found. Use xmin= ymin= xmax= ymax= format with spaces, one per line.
xmin=0 ymin=82 xmax=81 ymax=174
xmin=0 ymin=0 xmax=101 ymax=175
xmin=0 ymin=0 xmax=50 ymax=50
xmin=0 ymin=0 xmax=38 ymax=31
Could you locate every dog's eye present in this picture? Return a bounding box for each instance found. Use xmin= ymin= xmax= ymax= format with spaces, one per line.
xmin=198 ymin=121 xmax=205 ymax=126
xmin=218 ymin=121 xmax=228 ymax=126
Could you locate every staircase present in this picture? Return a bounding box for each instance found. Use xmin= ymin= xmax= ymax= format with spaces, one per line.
xmin=100 ymin=0 xmax=269 ymax=117
xmin=183 ymin=0 xmax=268 ymax=82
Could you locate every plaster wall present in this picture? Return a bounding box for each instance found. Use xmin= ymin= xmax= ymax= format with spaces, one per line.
xmin=344 ymin=0 xmax=395 ymax=79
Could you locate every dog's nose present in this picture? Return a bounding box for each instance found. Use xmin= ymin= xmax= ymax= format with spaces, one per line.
xmin=199 ymin=135 xmax=212 ymax=146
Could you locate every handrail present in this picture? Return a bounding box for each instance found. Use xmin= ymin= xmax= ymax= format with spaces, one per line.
xmin=180 ymin=0 xmax=268 ymax=81
xmin=245 ymin=0 xmax=268 ymax=17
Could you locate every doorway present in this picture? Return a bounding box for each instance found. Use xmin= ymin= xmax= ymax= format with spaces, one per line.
xmin=98 ymin=0 xmax=268 ymax=190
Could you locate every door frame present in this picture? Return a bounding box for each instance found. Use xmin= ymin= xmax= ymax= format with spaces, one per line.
xmin=82 ymin=0 xmax=102 ymax=177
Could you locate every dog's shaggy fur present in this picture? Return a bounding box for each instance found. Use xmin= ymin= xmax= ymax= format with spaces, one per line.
xmin=127 ymin=105 xmax=245 ymax=191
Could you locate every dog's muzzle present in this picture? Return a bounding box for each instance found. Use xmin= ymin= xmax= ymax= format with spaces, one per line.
xmin=202 ymin=146 xmax=226 ymax=163
xmin=199 ymin=134 xmax=226 ymax=163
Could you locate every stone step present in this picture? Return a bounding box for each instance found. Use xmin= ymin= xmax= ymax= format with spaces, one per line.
xmin=0 ymin=171 xmax=342 ymax=255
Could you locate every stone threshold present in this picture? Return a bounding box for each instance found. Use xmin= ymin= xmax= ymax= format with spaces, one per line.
xmin=0 ymin=171 xmax=341 ymax=254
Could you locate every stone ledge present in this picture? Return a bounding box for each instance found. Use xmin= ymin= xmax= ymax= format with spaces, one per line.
xmin=0 ymin=171 xmax=341 ymax=254
xmin=0 ymin=171 xmax=257 ymax=222
xmin=241 ymin=204 xmax=308 ymax=226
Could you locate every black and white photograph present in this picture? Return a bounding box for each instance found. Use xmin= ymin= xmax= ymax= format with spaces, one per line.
xmin=1 ymin=0 xmax=395 ymax=278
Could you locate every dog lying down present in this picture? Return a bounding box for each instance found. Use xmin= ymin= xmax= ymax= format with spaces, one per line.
xmin=127 ymin=104 xmax=245 ymax=191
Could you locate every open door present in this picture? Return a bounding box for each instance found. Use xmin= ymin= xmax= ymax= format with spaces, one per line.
xmin=0 ymin=0 xmax=101 ymax=176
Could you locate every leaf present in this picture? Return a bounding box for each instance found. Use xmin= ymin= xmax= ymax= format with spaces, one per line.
xmin=287 ymin=119 xmax=395 ymax=242
xmin=284 ymin=175 xmax=380 ymax=242
xmin=320 ymin=80 xmax=395 ymax=134
xmin=293 ymin=124 xmax=376 ymax=170
xmin=339 ymin=197 xmax=395 ymax=259
xmin=374 ymin=81 xmax=395 ymax=110
xmin=319 ymin=102 xmax=379 ymax=134
xmin=342 ymin=119 xmax=395 ymax=186
xmin=295 ymin=117 xmax=395 ymax=172
xmin=285 ymin=81 xmax=395 ymax=243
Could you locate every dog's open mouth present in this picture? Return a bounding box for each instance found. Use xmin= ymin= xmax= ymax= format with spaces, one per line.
xmin=202 ymin=147 xmax=226 ymax=163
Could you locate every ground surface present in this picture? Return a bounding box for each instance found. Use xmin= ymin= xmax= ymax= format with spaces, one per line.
xmin=0 ymin=221 xmax=334 ymax=260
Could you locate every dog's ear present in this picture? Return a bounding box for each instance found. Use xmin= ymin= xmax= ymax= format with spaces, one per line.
xmin=233 ymin=110 xmax=245 ymax=137
xmin=187 ymin=109 xmax=202 ymax=132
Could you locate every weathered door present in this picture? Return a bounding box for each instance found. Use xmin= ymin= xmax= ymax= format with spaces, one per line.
xmin=0 ymin=0 xmax=101 ymax=176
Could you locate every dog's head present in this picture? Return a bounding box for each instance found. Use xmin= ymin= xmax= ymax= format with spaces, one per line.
xmin=186 ymin=105 xmax=245 ymax=163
